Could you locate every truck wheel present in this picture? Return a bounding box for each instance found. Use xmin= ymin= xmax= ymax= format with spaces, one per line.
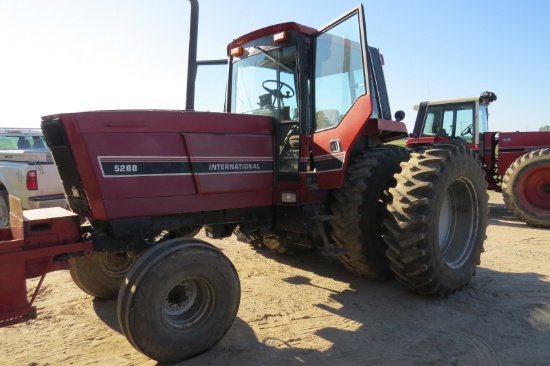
xmin=501 ymin=148 xmax=550 ymax=228
xmin=117 ymin=238 xmax=240 ymax=364
xmin=69 ymin=252 xmax=137 ymax=299
xmin=384 ymin=144 xmax=488 ymax=295
xmin=0 ymin=190 xmax=9 ymax=228
xmin=330 ymin=145 xmax=410 ymax=279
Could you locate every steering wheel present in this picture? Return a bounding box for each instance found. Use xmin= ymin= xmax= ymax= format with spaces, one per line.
xmin=262 ymin=80 xmax=295 ymax=99
xmin=461 ymin=124 xmax=473 ymax=136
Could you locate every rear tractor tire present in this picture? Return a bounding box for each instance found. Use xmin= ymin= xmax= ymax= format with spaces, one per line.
xmin=117 ymin=238 xmax=240 ymax=364
xmin=384 ymin=144 xmax=488 ymax=296
xmin=501 ymin=148 xmax=550 ymax=228
xmin=330 ymin=145 xmax=410 ymax=279
xmin=69 ymin=251 xmax=137 ymax=299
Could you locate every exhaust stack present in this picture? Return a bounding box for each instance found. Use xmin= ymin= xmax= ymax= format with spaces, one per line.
xmin=186 ymin=0 xmax=199 ymax=111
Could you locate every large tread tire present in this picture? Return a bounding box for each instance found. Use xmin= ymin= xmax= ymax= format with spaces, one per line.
xmin=117 ymin=238 xmax=240 ymax=364
xmin=383 ymin=144 xmax=488 ymax=296
xmin=501 ymin=148 xmax=550 ymax=228
xmin=69 ymin=252 xmax=137 ymax=299
xmin=0 ymin=190 xmax=9 ymax=228
xmin=330 ymin=145 xmax=410 ymax=279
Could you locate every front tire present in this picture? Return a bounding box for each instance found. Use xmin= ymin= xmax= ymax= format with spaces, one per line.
xmin=501 ymin=148 xmax=550 ymax=228
xmin=384 ymin=144 xmax=488 ymax=295
xmin=117 ymin=238 xmax=240 ymax=364
xmin=69 ymin=252 xmax=137 ymax=299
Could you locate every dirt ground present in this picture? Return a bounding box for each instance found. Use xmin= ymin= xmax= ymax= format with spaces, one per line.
xmin=1 ymin=191 xmax=550 ymax=365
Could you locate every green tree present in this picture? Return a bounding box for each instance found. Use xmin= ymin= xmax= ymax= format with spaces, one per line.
xmin=540 ymin=125 xmax=550 ymax=131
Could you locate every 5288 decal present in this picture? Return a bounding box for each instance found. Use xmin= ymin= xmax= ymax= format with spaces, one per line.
xmin=99 ymin=157 xmax=192 ymax=177
xmin=114 ymin=164 xmax=138 ymax=173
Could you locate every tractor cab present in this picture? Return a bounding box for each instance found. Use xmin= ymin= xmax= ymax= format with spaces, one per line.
xmin=224 ymin=5 xmax=407 ymax=192
xmin=408 ymin=91 xmax=497 ymax=149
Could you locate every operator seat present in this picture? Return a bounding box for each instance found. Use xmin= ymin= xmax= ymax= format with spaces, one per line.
xmin=316 ymin=109 xmax=340 ymax=130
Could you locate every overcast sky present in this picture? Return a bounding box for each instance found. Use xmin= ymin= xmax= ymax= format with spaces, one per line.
xmin=1 ymin=0 xmax=549 ymax=132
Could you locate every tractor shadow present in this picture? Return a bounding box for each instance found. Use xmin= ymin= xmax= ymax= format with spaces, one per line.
xmin=176 ymin=266 xmax=550 ymax=366
xmin=92 ymin=297 xmax=120 ymax=332
xmin=90 ymin=244 xmax=550 ymax=365
xmin=487 ymin=195 xmax=548 ymax=231
xmin=488 ymin=199 xmax=525 ymax=228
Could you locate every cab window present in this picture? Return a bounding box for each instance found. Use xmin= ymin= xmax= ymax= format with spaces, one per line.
xmin=314 ymin=13 xmax=366 ymax=131
xmin=422 ymin=102 xmax=475 ymax=144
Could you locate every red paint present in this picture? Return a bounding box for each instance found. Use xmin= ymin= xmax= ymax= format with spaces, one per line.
xmin=517 ymin=164 xmax=550 ymax=213
xmin=0 ymin=204 xmax=91 ymax=327
xmin=227 ymin=22 xmax=317 ymax=54
xmin=497 ymin=132 xmax=550 ymax=176
xmin=56 ymin=111 xmax=275 ymax=220
xmin=312 ymin=95 xmax=407 ymax=189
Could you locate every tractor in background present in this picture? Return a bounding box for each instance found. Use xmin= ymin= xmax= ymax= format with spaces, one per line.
xmin=408 ymin=92 xmax=550 ymax=228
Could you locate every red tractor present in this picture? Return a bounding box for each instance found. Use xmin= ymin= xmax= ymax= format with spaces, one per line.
xmin=408 ymin=92 xmax=550 ymax=228
xmin=0 ymin=1 xmax=489 ymax=363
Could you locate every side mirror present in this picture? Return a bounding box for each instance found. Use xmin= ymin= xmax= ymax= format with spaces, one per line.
xmin=395 ymin=110 xmax=405 ymax=122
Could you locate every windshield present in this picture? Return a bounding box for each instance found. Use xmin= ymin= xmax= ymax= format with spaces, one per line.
xmin=0 ymin=135 xmax=47 ymax=150
xmin=421 ymin=102 xmax=475 ymax=144
xmin=231 ymin=45 xmax=298 ymax=120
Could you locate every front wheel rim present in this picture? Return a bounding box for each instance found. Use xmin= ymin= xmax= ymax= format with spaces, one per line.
xmin=163 ymin=277 xmax=214 ymax=329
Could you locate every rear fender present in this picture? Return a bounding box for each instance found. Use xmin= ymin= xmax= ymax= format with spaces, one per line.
xmin=497 ymin=131 xmax=550 ymax=175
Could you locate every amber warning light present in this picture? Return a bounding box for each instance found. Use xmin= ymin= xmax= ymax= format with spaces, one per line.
xmin=274 ymin=31 xmax=288 ymax=43
xmin=230 ymin=46 xmax=243 ymax=56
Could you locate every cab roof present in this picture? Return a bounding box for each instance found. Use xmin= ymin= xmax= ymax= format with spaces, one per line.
xmin=227 ymin=22 xmax=317 ymax=55
xmin=413 ymin=96 xmax=481 ymax=111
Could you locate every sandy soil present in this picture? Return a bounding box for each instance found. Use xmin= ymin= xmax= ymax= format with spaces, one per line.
xmin=1 ymin=191 xmax=550 ymax=365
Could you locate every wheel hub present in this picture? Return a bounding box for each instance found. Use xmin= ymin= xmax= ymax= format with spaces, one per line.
xmin=162 ymin=277 xmax=213 ymax=329
xmin=519 ymin=165 xmax=550 ymax=211
xmin=98 ymin=252 xmax=134 ymax=277
xmin=165 ymin=280 xmax=197 ymax=315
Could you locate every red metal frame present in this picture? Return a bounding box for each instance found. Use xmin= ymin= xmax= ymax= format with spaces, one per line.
xmin=0 ymin=197 xmax=92 ymax=327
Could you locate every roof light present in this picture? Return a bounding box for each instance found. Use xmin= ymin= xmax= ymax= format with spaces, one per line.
xmin=230 ymin=46 xmax=244 ymax=56
xmin=274 ymin=31 xmax=288 ymax=43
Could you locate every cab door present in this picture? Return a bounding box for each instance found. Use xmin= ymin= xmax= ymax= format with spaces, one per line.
xmin=311 ymin=5 xmax=374 ymax=189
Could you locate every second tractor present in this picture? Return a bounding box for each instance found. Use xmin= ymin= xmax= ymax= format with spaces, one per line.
xmin=408 ymin=91 xmax=550 ymax=228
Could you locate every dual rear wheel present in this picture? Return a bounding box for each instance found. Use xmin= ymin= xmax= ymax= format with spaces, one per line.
xmin=383 ymin=144 xmax=489 ymax=295
xmin=331 ymin=144 xmax=489 ymax=296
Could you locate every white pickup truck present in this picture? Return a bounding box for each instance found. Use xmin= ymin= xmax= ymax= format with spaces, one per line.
xmin=0 ymin=128 xmax=66 ymax=226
